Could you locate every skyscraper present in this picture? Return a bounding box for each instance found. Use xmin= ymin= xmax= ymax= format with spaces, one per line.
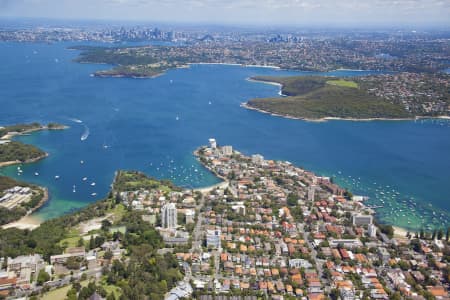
xmin=161 ymin=203 xmax=177 ymax=229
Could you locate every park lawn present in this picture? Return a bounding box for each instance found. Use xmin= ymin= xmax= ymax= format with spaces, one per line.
xmin=40 ymin=280 xmax=88 ymax=300
xmin=107 ymin=203 xmax=126 ymax=222
xmin=59 ymin=228 xmax=83 ymax=248
xmin=326 ymin=79 xmax=359 ymax=88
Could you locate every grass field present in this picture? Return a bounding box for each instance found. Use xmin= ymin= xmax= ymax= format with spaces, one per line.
xmin=326 ymin=79 xmax=359 ymax=88
xmin=59 ymin=228 xmax=82 ymax=248
xmin=40 ymin=280 xmax=88 ymax=300
xmin=107 ymin=203 xmax=126 ymax=221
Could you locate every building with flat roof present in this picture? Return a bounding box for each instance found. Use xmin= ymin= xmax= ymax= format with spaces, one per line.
xmin=162 ymin=203 xmax=178 ymax=229
xmin=209 ymin=138 xmax=217 ymax=149
xmin=352 ymin=214 xmax=373 ymax=226
xmin=221 ymin=145 xmax=233 ymax=156
xmin=206 ymin=229 xmax=221 ymax=249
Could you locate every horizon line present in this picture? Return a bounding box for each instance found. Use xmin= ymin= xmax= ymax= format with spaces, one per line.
xmin=0 ymin=16 xmax=449 ymax=31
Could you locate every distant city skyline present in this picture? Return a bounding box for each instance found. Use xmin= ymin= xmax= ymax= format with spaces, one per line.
xmin=0 ymin=0 xmax=449 ymax=28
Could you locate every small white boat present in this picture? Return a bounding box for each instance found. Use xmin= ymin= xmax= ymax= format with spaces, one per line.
xmin=91 ymin=182 xmax=96 ymax=186
xmin=34 ymin=172 xmax=39 ymax=176
xmin=73 ymin=185 xmax=76 ymax=193
xmin=55 ymin=175 xmax=60 ymax=179
xmin=82 ymin=177 xmax=87 ymax=181
xmin=80 ymin=160 xmax=84 ymax=164
xmin=91 ymin=193 xmax=97 ymax=196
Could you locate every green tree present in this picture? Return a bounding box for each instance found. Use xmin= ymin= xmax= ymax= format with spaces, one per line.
xmin=65 ymin=257 xmax=81 ymax=270
xmin=104 ymin=250 xmax=113 ymax=260
xmin=287 ymin=193 xmax=298 ymax=207
xmin=36 ymin=269 xmax=50 ymax=286
xmin=89 ymin=236 xmax=95 ymax=250
xmin=420 ymin=229 xmax=425 ymax=239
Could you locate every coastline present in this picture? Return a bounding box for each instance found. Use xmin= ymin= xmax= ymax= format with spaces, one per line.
xmin=0 ymin=152 xmax=49 ymax=168
xmin=1 ymin=124 xmax=68 ymax=140
xmin=245 ymin=77 xmax=450 ymax=122
xmin=241 ymin=102 xmax=450 ymax=123
xmin=194 ymin=181 xmax=229 ymax=194
xmin=393 ymin=226 xmax=410 ymax=238
xmin=246 ymin=77 xmax=288 ymax=97
xmin=190 ymin=62 xmax=281 ymax=69
xmin=195 ymin=144 xmax=416 ymax=241
xmin=92 ymin=70 xmax=169 ymax=79
xmin=2 ymin=215 xmax=43 ymax=230
xmin=1 ymin=187 xmax=48 ymax=230
xmin=0 ymin=124 xmax=68 ymax=167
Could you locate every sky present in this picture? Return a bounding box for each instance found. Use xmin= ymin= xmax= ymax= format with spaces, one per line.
xmin=0 ymin=0 xmax=449 ymax=27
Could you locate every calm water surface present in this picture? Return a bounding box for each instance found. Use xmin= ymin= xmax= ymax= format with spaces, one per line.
xmin=0 ymin=42 xmax=449 ymax=230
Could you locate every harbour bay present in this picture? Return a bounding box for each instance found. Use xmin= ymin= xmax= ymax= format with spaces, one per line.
xmin=0 ymin=42 xmax=449 ymax=230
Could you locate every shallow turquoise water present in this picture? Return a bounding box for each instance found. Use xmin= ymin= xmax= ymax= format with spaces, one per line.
xmin=0 ymin=42 xmax=449 ymax=230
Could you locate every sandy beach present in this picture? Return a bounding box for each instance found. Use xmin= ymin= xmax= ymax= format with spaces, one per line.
xmin=393 ymin=226 xmax=410 ymax=238
xmin=194 ymin=181 xmax=229 ymax=194
xmin=2 ymin=215 xmax=43 ymax=230
xmin=0 ymin=160 xmax=21 ymax=167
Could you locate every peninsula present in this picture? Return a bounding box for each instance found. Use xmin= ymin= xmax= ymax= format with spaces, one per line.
xmin=0 ymin=141 xmax=448 ymax=299
xmin=245 ymin=74 xmax=449 ymax=120
xmin=0 ymin=122 xmax=67 ymax=167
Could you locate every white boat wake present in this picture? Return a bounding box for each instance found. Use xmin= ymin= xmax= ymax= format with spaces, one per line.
xmin=68 ymin=118 xmax=83 ymax=123
xmin=81 ymin=125 xmax=90 ymax=141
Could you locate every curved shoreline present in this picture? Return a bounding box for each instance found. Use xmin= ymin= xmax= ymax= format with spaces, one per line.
xmin=243 ymin=101 xmax=450 ymax=122
xmin=245 ymin=77 xmax=450 ymax=122
xmin=0 ymin=124 xmax=67 ymax=167
xmin=0 ymin=153 xmax=49 ymax=168
xmin=1 ymin=187 xmax=48 ymax=230
xmin=90 ymin=62 xmax=282 ymax=79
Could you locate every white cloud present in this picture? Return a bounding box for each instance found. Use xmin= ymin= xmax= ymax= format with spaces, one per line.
xmin=0 ymin=0 xmax=448 ymax=26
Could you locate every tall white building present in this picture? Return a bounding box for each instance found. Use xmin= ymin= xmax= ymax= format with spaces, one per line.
xmin=162 ymin=203 xmax=178 ymax=229
xmin=308 ymin=185 xmax=317 ymax=202
xmin=206 ymin=229 xmax=221 ymax=249
xmin=209 ymin=138 xmax=217 ymax=149
xmin=368 ymin=224 xmax=377 ymax=238
xmin=251 ymin=154 xmax=264 ymax=165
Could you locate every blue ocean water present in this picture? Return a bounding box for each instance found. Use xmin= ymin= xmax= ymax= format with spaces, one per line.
xmin=0 ymin=42 xmax=449 ymax=230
